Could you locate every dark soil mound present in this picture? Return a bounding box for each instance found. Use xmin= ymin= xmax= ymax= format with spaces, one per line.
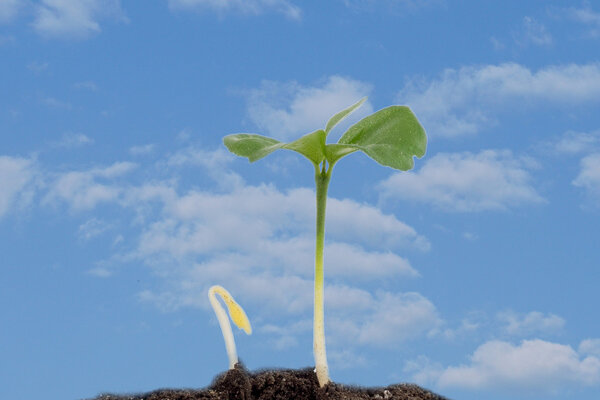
xmin=89 ymin=363 xmax=449 ymax=400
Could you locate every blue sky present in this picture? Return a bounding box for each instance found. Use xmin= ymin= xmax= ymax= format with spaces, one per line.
xmin=1 ymin=1 xmax=600 ymax=399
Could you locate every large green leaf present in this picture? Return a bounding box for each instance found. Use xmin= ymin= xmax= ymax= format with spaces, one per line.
xmin=336 ymin=106 xmax=427 ymax=170
xmin=223 ymin=129 xmax=326 ymax=165
xmin=324 ymin=97 xmax=367 ymax=135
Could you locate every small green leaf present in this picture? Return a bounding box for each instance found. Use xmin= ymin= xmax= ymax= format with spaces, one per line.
xmin=223 ymin=134 xmax=284 ymax=162
xmin=283 ymin=129 xmax=326 ymax=165
xmin=337 ymin=106 xmax=427 ymax=170
xmin=324 ymin=143 xmax=359 ymax=165
xmin=224 ymin=130 xmax=326 ymax=165
xmin=325 ymin=97 xmax=367 ymax=135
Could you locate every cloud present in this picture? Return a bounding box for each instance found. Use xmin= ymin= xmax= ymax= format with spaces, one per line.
xmin=42 ymin=96 xmax=72 ymax=110
xmin=78 ymin=217 xmax=111 ymax=240
xmin=562 ymin=3 xmax=600 ymax=38
xmin=0 ymin=156 xmax=36 ymax=219
xmin=129 ymin=144 xmax=156 ymax=156
xmin=86 ymin=266 xmax=113 ymax=278
xmin=161 ymin=145 xmax=242 ymax=191
xmin=0 ymin=0 xmax=20 ymax=24
xmin=353 ymin=291 xmax=441 ymax=346
xmin=245 ymin=76 xmax=373 ymax=140
xmin=27 ymin=61 xmax=49 ymax=73
xmin=378 ymin=150 xmax=545 ymax=212
xmin=342 ymin=0 xmax=440 ymax=13
xmin=54 ymin=132 xmax=94 ymax=148
xmin=580 ymin=339 xmax=600 ymax=357
xmin=398 ymin=62 xmax=600 ymax=137
xmin=167 ymin=0 xmax=301 ymax=20
xmin=130 ymin=183 xmax=427 ymax=264
xmin=32 ymin=0 xmax=126 ymax=39
xmin=514 ymin=16 xmax=552 ymax=47
xmin=573 ymin=153 xmax=600 ymax=199
xmin=43 ymin=161 xmax=137 ymax=211
xmin=497 ymin=311 xmax=565 ymax=336
xmin=542 ymin=130 xmax=600 ymax=155
xmin=416 ymin=339 xmax=600 ymax=393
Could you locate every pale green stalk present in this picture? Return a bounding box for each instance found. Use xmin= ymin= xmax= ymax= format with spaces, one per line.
xmin=313 ymin=161 xmax=332 ymax=387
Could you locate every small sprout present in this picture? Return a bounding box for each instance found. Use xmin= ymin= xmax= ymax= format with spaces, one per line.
xmin=208 ymin=285 xmax=252 ymax=370
xmin=223 ymin=98 xmax=427 ymax=386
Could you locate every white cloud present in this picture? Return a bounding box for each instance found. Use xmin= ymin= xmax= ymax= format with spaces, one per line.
xmin=327 ymin=196 xmax=430 ymax=251
xmin=497 ymin=311 xmax=565 ymax=336
xmin=573 ymin=153 xmax=600 ymax=199
xmin=342 ymin=0 xmax=440 ymax=13
xmin=328 ymin=349 xmax=367 ymax=369
xmin=426 ymin=339 xmax=600 ymax=392
xmin=354 ymin=291 xmax=441 ymax=346
xmin=436 ymin=316 xmax=481 ymax=341
xmin=32 ymin=0 xmax=126 ymax=39
xmin=378 ymin=150 xmax=545 ymax=212
xmin=325 ymin=243 xmax=419 ymax=279
xmin=580 ymin=339 xmax=600 ymax=357
xmin=55 ymin=132 xmax=94 ymax=148
xmin=514 ymin=16 xmax=552 ymax=47
xmin=42 ymin=96 xmax=72 ymax=110
xmin=27 ymin=61 xmax=49 ymax=73
xmin=563 ymin=4 xmax=600 ymax=38
xmin=129 ymin=144 xmax=156 ymax=156
xmin=165 ymin=146 xmax=242 ymax=190
xmin=398 ymin=63 xmax=600 ymax=137
xmin=0 ymin=156 xmax=36 ymax=219
xmin=86 ymin=266 xmax=112 ymax=278
xmin=44 ymin=161 xmax=136 ymax=211
xmin=78 ymin=217 xmax=111 ymax=240
xmin=167 ymin=0 xmax=301 ymax=20
xmin=246 ymin=76 xmax=373 ymax=140
xmin=0 ymin=0 xmax=20 ymax=23
xmin=544 ymin=130 xmax=600 ymax=155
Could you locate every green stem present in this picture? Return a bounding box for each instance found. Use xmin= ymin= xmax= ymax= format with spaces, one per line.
xmin=314 ymin=161 xmax=332 ymax=387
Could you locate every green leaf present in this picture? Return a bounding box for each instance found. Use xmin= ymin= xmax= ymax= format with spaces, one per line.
xmin=337 ymin=106 xmax=427 ymax=170
xmin=223 ymin=130 xmax=326 ymax=165
xmin=324 ymin=144 xmax=360 ymax=165
xmin=325 ymin=97 xmax=367 ymax=135
xmin=283 ymin=129 xmax=326 ymax=165
xmin=223 ymin=134 xmax=284 ymax=162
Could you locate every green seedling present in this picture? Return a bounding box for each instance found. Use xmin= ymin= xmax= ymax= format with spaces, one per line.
xmin=223 ymin=98 xmax=427 ymax=387
xmin=208 ymin=285 xmax=252 ymax=369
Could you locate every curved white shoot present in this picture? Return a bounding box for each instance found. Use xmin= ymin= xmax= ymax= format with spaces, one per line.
xmin=208 ymin=285 xmax=252 ymax=369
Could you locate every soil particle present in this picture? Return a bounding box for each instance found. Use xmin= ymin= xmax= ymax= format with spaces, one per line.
xmin=88 ymin=364 xmax=449 ymax=400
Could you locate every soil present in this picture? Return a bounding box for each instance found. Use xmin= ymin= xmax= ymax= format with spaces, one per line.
xmin=88 ymin=363 xmax=449 ymax=400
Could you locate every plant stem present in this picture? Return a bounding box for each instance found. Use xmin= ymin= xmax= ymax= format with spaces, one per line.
xmin=314 ymin=162 xmax=332 ymax=387
xmin=208 ymin=286 xmax=238 ymax=370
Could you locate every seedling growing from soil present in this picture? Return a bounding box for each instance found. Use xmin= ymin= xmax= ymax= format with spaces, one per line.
xmin=208 ymin=285 xmax=252 ymax=369
xmin=223 ymin=98 xmax=427 ymax=387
